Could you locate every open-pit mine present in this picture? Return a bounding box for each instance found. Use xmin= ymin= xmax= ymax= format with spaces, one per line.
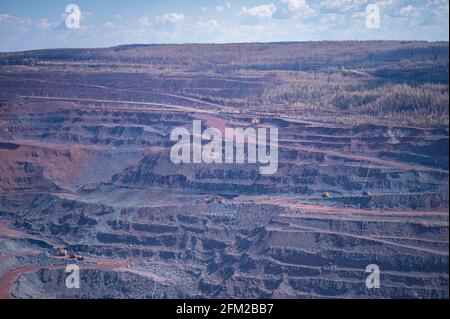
xmin=0 ymin=42 xmax=448 ymax=299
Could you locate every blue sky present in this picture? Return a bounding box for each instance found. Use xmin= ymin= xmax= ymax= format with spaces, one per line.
xmin=0 ymin=0 xmax=448 ymax=52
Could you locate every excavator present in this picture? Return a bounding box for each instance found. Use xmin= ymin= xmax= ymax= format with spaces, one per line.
xmin=251 ymin=117 xmax=261 ymax=125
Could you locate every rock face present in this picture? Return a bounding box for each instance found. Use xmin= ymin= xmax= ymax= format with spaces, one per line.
xmin=0 ymin=42 xmax=448 ymax=299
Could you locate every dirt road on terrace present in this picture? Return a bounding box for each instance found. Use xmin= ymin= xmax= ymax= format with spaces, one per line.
xmin=0 ymin=249 xmax=40 ymax=263
xmin=0 ymin=220 xmax=28 ymax=238
xmin=0 ymin=219 xmax=129 ymax=299
xmin=260 ymin=197 xmax=448 ymax=217
xmin=0 ymin=257 xmax=128 ymax=299
xmin=20 ymin=95 xmax=217 ymax=115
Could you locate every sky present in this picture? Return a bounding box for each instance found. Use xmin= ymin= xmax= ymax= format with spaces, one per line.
xmin=0 ymin=0 xmax=448 ymax=52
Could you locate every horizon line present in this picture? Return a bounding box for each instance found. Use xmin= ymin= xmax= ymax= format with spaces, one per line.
xmin=2 ymin=39 xmax=449 ymax=54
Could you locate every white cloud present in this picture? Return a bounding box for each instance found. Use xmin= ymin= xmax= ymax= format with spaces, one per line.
xmin=427 ymin=0 xmax=449 ymax=22
xmin=136 ymin=16 xmax=151 ymax=27
xmin=429 ymin=0 xmax=449 ymax=11
xmin=37 ymin=18 xmax=53 ymax=31
xmin=283 ymin=0 xmax=315 ymax=14
xmin=0 ymin=13 xmax=32 ymax=31
xmin=427 ymin=0 xmax=449 ymax=6
xmin=346 ymin=0 xmax=392 ymax=15
xmin=156 ymin=12 xmax=185 ymax=24
xmin=80 ymin=11 xmax=92 ymax=23
xmin=201 ymin=6 xmax=208 ymax=13
xmin=216 ymin=1 xmax=231 ymax=12
xmin=241 ymin=4 xmax=277 ymax=18
xmin=196 ymin=19 xmax=222 ymax=30
xmin=104 ymin=21 xmax=115 ymax=28
xmin=399 ymin=5 xmax=420 ymax=17
xmin=376 ymin=0 xmax=394 ymax=9
xmin=320 ymin=13 xmax=344 ymax=24
xmin=320 ymin=0 xmax=366 ymax=12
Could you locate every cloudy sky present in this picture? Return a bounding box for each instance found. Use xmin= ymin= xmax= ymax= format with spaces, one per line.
xmin=0 ymin=0 xmax=448 ymax=52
